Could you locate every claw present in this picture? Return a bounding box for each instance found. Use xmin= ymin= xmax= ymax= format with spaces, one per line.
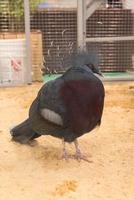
xmin=74 ymin=152 xmax=92 ymax=163
xmin=74 ymin=139 xmax=92 ymax=163
xmin=60 ymin=138 xmax=92 ymax=163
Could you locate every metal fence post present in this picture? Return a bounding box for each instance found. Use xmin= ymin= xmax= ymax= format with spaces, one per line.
xmin=77 ymin=0 xmax=86 ymax=50
xmin=24 ymin=0 xmax=32 ymax=84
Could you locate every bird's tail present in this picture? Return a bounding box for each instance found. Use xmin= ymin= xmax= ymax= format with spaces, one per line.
xmin=10 ymin=119 xmax=40 ymax=144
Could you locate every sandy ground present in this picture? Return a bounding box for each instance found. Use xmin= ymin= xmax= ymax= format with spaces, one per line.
xmin=0 ymin=81 xmax=134 ymax=200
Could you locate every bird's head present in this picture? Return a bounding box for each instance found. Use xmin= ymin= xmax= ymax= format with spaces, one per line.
xmin=9 ymin=125 xmax=18 ymax=138
xmin=86 ymin=63 xmax=103 ymax=77
xmin=67 ymin=50 xmax=103 ymax=76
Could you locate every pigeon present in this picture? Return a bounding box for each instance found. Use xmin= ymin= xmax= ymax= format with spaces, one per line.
xmin=10 ymin=51 xmax=105 ymax=161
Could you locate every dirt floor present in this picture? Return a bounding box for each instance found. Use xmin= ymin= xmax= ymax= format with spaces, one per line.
xmin=0 ymin=81 xmax=134 ymax=200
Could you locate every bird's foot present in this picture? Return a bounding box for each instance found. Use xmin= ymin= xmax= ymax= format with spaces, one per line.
xmin=73 ymin=139 xmax=92 ymax=163
xmin=60 ymin=149 xmax=70 ymax=161
xmin=74 ymin=149 xmax=92 ymax=163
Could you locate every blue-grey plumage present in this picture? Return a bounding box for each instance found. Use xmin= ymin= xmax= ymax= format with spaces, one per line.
xmin=10 ymin=50 xmax=105 ymax=161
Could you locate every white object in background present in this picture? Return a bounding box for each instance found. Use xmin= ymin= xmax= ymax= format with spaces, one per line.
xmin=0 ymin=39 xmax=28 ymax=86
xmin=123 ymin=0 xmax=134 ymax=12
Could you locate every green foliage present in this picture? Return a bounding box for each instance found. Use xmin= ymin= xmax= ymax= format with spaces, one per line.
xmin=30 ymin=0 xmax=45 ymax=13
xmin=0 ymin=0 xmax=45 ymax=18
xmin=8 ymin=0 xmax=24 ymax=18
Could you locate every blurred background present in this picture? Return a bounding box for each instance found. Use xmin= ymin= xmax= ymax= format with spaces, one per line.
xmin=0 ymin=0 xmax=134 ymax=86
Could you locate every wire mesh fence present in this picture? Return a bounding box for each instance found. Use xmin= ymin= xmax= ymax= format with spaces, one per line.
xmin=30 ymin=7 xmax=77 ymax=73
xmin=0 ymin=0 xmax=24 ymax=32
xmin=0 ymin=0 xmax=26 ymax=86
xmin=0 ymin=0 xmax=43 ymax=85
xmin=0 ymin=0 xmax=134 ymax=85
xmin=86 ymin=7 xmax=134 ymax=72
xmin=106 ymin=0 xmax=123 ymax=8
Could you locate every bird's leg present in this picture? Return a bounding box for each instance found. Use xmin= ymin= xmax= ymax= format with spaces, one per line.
xmin=74 ymin=139 xmax=91 ymax=163
xmin=74 ymin=139 xmax=87 ymax=161
xmin=61 ymin=138 xmax=69 ymax=161
xmin=74 ymin=139 xmax=82 ymax=161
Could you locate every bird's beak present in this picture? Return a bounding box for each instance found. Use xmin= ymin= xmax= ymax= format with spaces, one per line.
xmin=97 ymin=71 xmax=103 ymax=77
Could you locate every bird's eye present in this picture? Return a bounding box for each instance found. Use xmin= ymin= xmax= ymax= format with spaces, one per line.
xmin=87 ymin=64 xmax=94 ymax=70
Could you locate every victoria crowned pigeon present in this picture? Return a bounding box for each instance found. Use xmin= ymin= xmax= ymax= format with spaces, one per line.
xmin=10 ymin=51 xmax=105 ymax=161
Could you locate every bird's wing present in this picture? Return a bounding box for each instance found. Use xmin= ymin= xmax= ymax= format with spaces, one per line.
xmin=39 ymin=78 xmax=67 ymax=125
xmin=29 ymin=95 xmax=78 ymax=142
xmin=29 ymin=95 xmax=64 ymax=135
xmin=60 ymin=79 xmax=104 ymax=134
xmin=29 ymin=78 xmax=67 ymax=128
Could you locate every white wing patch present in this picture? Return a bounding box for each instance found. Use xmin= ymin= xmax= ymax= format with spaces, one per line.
xmin=40 ymin=108 xmax=63 ymax=126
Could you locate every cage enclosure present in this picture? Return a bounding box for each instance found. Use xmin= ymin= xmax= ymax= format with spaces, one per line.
xmin=30 ymin=0 xmax=77 ymax=74
xmin=30 ymin=0 xmax=134 ymax=73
